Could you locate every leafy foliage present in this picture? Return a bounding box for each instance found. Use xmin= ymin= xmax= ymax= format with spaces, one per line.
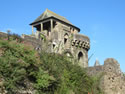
xmin=0 ymin=38 xmax=103 ymax=94
xmin=10 ymin=33 xmax=24 ymax=42
xmin=0 ymin=40 xmax=40 ymax=93
xmin=91 ymin=73 xmax=104 ymax=94
xmin=40 ymin=52 xmax=93 ymax=94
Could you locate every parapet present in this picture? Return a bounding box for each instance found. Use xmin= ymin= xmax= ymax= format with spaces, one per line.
xmin=87 ymin=65 xmax=103 ymax=76
xmin=21 ymin=34 xmax=41 ymax=50
xmin=71 ymin=33 xmax=90 ymax=50
xmin=74 ymin=33 xmax=90 ymax=42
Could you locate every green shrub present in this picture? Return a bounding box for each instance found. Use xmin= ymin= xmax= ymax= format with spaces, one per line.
xmin=90 ymin=73 xmax=104 ymax=94
xmin=0 ymin=39 xmax=103 ymax=94
xmin=0 ymin=40 xmax=53 ymax=94
xmin=40 ymin=52 xmax=93 ymax=94
xmin=10 ymin=33 xmax=23 ymax=42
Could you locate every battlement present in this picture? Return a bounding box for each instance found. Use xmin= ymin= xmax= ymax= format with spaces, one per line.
xmin=72 ymin=34 xmax=90 ymax=50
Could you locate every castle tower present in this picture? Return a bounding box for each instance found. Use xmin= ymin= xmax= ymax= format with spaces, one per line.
xmin=94 ymin=59 xmax=100 ymax=66
xmin=30 ymin=9 xmax=90 ymax=68
xmin=30 ymin=9 xmax=80 ymax=38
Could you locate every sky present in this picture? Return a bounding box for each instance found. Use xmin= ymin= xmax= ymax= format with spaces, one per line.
xmin=0 ymin=0 xmax=125 ymax=72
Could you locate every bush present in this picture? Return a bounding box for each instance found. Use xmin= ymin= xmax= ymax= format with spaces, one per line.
xmin=40 ymin=52 xmax=93 ymax=94
xmin=0 ymin=40 xmax=54 ymax=94
xmin=0 ymin=39 xmax=103 ymax=94
xmin=10 ymin=33 xmax=23 ymax=42
xmin=90 ymin=73 xmax=104 ymax=94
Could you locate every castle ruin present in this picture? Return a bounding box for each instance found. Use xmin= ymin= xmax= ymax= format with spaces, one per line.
xmin=28 ymin=9 xmax=90 ymax=68
xmin=26 ymin=9 xmax=125 ymax=94
xmin=0 ymin=9 xmax=125 ymax=94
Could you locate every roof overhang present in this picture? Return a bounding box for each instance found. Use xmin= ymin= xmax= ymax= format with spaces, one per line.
xmin=30 ymin=16 xmax=80 ymax=32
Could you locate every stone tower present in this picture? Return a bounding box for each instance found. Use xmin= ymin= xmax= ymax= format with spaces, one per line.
xmin=29 ymin=9 xmax=90 ymax=67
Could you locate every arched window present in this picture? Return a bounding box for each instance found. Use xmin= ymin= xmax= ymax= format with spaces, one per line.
xmin=78 ymin=52 xmax=83 ymax=62
xmin=64 ymin=33 xmax=68 ymax=44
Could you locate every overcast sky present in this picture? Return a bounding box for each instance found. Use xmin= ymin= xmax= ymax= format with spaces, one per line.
xmin=0 ymin=0 xmax=125 ymax=72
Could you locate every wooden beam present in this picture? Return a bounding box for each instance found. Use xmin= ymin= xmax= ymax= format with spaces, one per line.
xmin=51 ymin=19 xmax=53 ymax=32
xmin=41 ymin=23 xmax=43 ymax=32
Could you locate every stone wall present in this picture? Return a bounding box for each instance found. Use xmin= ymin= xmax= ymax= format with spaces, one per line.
xmin=22 ymin=34 xmax=42 ymax=51
xmin=87 ymin=65 xmax=103 ymax=76
xmin=1 ymin=32 xmax=125 ymax=94
xmin=87 ymin=58 xmax=125 ymax=94
xmin=0 ymin=32 xmax=42 ymax=51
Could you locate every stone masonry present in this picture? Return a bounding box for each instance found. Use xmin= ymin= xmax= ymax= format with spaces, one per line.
xmin=0 ymin=9 xmax=125 ymax=94
xmin=87 ymin=58 xmax=125 ymax=94
xmin=26 ymin=9 xmax=90 ymax=68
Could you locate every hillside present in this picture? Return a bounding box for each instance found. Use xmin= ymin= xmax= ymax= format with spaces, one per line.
xmin=0 ymin=34 xmax=103 ymax=94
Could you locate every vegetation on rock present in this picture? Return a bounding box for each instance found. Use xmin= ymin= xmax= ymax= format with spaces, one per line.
xmin=0 ymin=34 xmax=103 ymax=94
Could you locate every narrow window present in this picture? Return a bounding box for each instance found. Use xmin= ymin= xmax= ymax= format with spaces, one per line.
xmin=64 ymin=38 xmax=67 ymax=44
xmin=53 ymin=44 xmax=55 ymax=49
xmin=78 ymin=52 xmax=83 ymax=61
xmin=64 ymin=33 xmax=68 ymax=44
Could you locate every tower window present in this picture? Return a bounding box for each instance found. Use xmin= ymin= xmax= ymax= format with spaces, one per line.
xmin=64 ymin=38 xmax=67 ymax=44
xmin=53 ymin=44 xmax=55 ymax=49
xmin=64 ymin=33 xmax=69 ymax=44
xmin=78 ymin=52 xmax=83 ymax=61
